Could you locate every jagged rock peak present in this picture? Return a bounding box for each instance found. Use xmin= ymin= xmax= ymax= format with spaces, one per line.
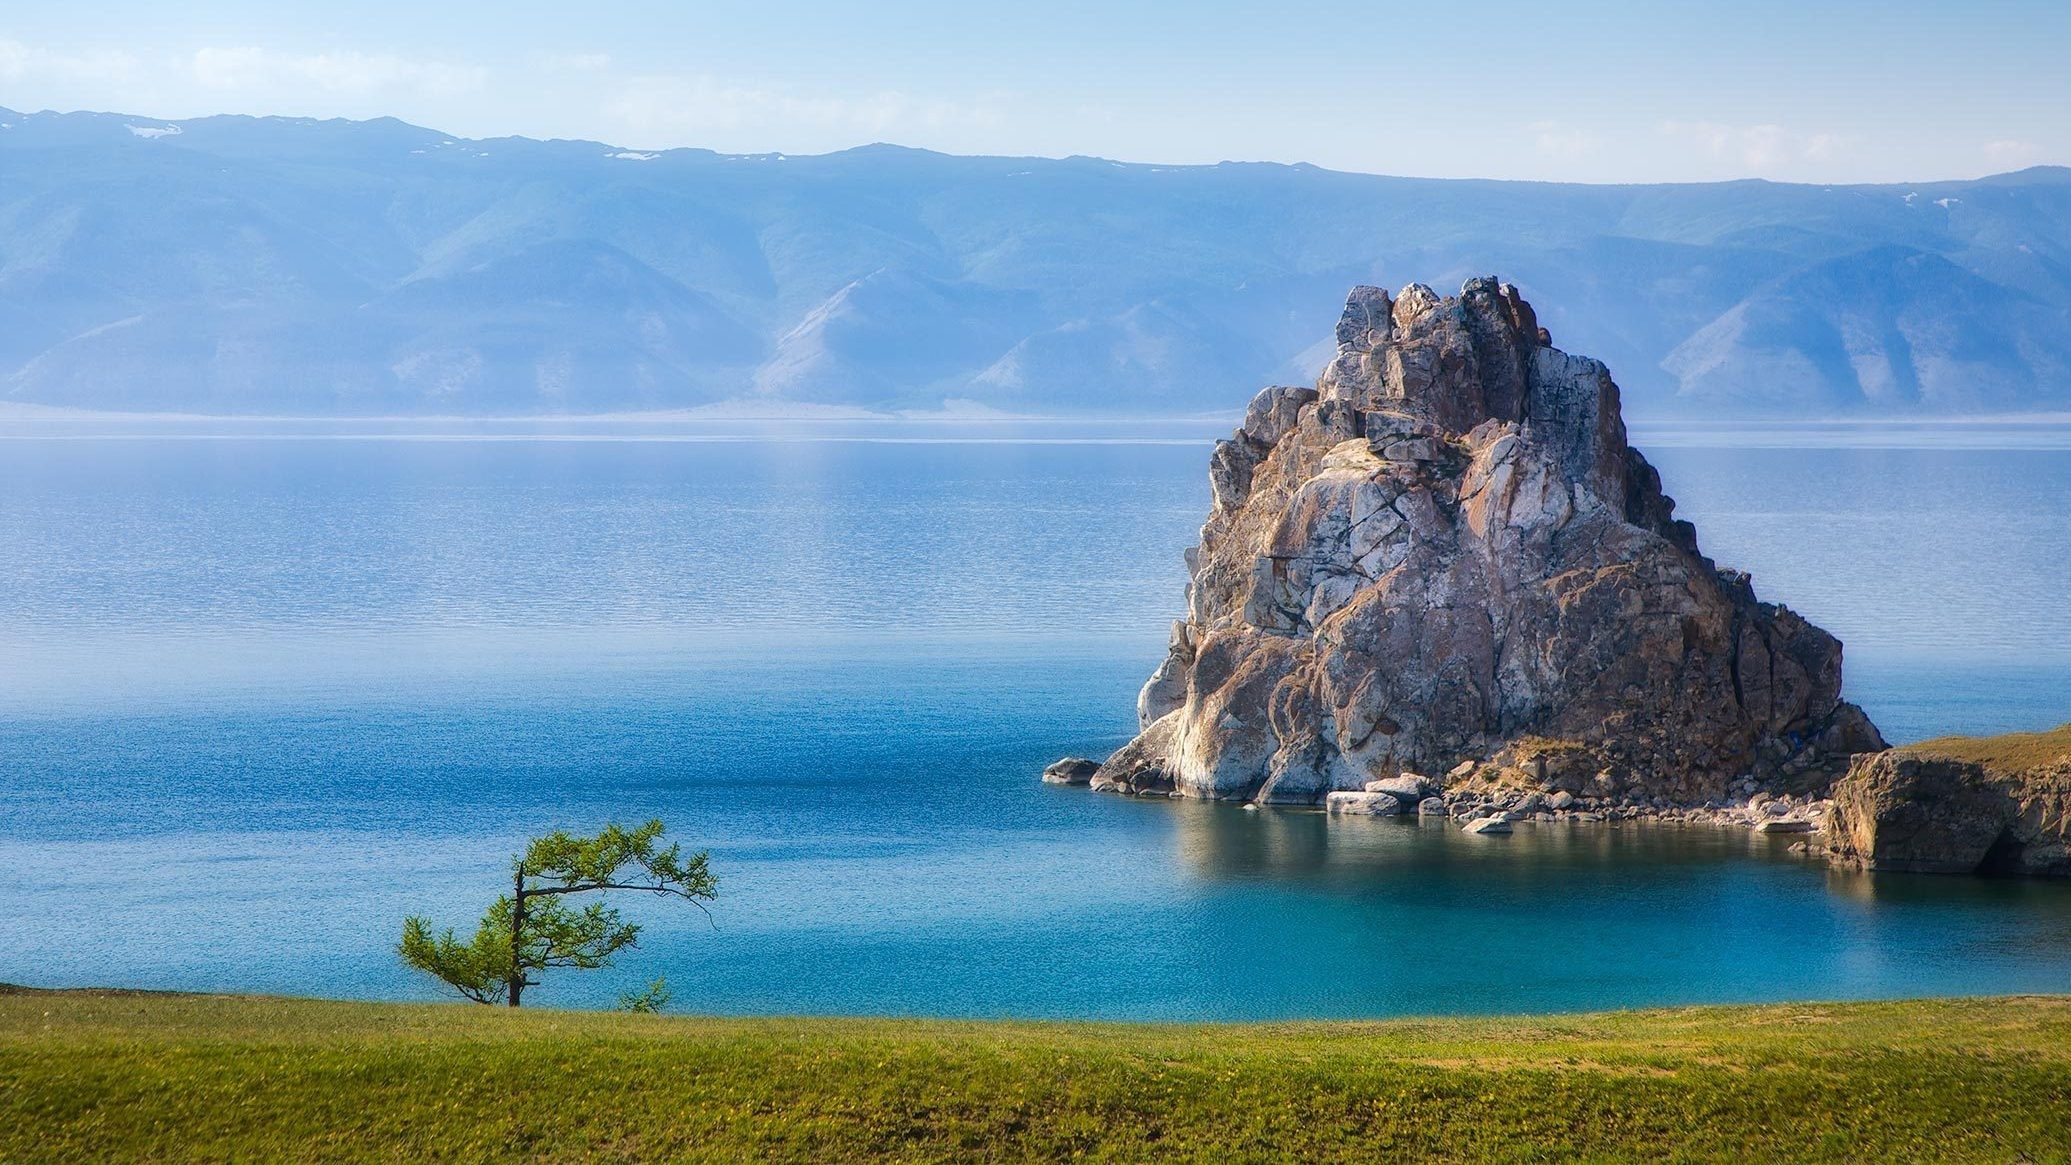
xmin=1317 ymin=277 xmax=1548 ymax=435
xmin=1089 ymin=278 xmax=1884 ymax=809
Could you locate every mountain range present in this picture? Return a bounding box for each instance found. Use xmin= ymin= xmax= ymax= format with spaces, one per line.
xmin=3 ymin=105 xmax=2069 ymax=417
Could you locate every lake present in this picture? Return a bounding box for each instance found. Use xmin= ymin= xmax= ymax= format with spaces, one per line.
xmin=2 ymin=416 xmax=2069 ymax=1020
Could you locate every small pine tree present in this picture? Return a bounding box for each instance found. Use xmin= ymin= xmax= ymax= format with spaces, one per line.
xmin=400 ymin=820 xmax=714 ymax=1008
xmin=618 ymin=977 xmax=673 ymax=1014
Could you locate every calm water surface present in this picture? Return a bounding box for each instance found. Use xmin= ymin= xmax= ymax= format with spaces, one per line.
xmin=2 ymin=420 xmax=2068 ymax=1019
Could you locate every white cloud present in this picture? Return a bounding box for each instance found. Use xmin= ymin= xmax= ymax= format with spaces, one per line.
xmin=1529 ymin=120 xmax=1599 ymax=160
xmin=544 ymin=52 xmax=613 ymax=73
xmin=604 ymin=73 xmax=1003 ymax=142
xmin=1982 ymin=139 xmax=2043 ymax=169
xmin=1802 ymin=133 xmax=1843 ymax=162
xmin=188 ymin=46 xmax=487 ymax=98
xmin=1659 ymin=120 xmax=1849 ymax=175
xmin=0 ymin=38 xmax=141 ymax=84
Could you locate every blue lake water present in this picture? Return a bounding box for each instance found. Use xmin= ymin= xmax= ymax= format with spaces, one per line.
xmin=2 ymin=419 xmax=2069 ymax=1020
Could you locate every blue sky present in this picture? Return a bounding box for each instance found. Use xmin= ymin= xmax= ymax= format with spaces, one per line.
xmin=2 ymin=0 xmax=2065 ymax=181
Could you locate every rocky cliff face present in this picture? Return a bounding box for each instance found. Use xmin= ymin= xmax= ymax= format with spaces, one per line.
xmin=1823 ymin=728 xmax=2071 ymax=875
xmin=1090 ymin=278 xmax=1884 ymax=807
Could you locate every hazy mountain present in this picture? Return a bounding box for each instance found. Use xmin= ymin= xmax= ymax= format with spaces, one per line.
xmin=3 ymin=106 xmax=2068 ymax=417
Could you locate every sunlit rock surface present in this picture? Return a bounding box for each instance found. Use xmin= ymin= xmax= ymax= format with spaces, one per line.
xmin=1824 ymin=728 xmax=2071 ymax=875
xmin=1090 ymin=278 xmax=1884 ymax=806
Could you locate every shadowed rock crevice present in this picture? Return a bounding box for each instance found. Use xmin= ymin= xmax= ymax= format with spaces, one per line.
xmin=1081 ymin=278 xmax=1884 ymax=808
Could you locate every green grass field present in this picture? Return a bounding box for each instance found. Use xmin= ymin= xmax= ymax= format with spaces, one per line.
xmin=3 ymin=987 xmax=2069 ymax=1162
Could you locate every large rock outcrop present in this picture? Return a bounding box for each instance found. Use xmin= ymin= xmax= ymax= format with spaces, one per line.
xmin=1824 ymin=727 xmax=2071 ymax=875
xmin=1090 ymin=278 xmax=1884 ymax=806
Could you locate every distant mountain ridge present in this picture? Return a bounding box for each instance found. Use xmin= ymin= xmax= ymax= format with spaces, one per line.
xmin=3 ymin=105 xmax=2068 ymax=417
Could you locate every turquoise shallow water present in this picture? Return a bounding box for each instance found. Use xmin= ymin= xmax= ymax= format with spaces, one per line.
xmin=1 ymin=425 xmax=2068 ymax=1019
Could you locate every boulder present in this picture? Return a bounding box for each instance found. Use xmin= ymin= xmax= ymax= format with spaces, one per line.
xmin=1325 ymin=790 xmax=1404 ymax=816
xmin=1462 ymin=817 xmax=1513 ymax=835
xmin=1088 ymin=715 xmax=1179 ymax=796
xmin=1824 ymin=726 xmax=2071 ymax=875
xmin=1090 ymin=278 xmax=1882 ymax=809
xmin=1364 ymin=774 xmax=1431 ymax=800
xmin=1752 ymin=818 xmax=1814 ymax=834
xmin=1041 ymin=757 xmax=1101 ymax=786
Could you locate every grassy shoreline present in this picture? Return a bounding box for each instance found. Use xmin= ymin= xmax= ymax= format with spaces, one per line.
xmin=4 ymin=988 xmax=2069 ymax=1162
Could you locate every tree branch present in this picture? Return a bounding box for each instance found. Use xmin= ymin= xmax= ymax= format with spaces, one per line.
xmin=520 ymin=881 xmax=685 ymax=897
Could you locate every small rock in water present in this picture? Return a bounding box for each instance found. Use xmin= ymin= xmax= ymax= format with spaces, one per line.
xmin=1326 ymin=790 xmax=1404 ymax=816
xmin=1417 ymin=796 xmax=1448 ymax=815
xmin=1753 ymin=818 xmax=1814 ymax=834
xmin=1462 ymin=816 xmax=1513 ymax=835
xmin=1041 ymin=757 xmax=1100 ymax=786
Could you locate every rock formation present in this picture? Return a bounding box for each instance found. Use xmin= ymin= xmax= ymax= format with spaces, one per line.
xmin=1823 ymin=726 xmax=2071 ymax=875
xmin=1079 ymin=278 xmax=1884 ymax=809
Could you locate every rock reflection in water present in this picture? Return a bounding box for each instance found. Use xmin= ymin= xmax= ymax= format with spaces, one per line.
xmin=1170 ymin=803 xmax=1780 ymax=887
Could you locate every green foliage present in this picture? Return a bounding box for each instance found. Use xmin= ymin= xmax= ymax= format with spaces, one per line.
xmin=517 ymin=820 xmax=716 ymax=903
xmin=7 ymin=991 xmax=2071 ymax=1162
xmin=399 ymin=820 xmax=715 ymax=1007
xmin=397 ymin=912 xmax=512 ymax=1005
xmin=619 ymin=977 xmax=672 ymax=1014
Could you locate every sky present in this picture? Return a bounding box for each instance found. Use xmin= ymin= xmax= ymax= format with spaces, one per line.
xmin=1 ymin=0 xmax=2066 ymax=183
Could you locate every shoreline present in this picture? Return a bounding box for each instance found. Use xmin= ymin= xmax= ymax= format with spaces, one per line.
xmin=1055 ymin=759 xmax=1835 ymax=835
xmin=2 ymin=979 xmax=2067 ymax=1019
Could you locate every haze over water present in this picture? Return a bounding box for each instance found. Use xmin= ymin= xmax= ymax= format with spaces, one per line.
xmin=2 ymin=418 xmax=2068 ymax=1018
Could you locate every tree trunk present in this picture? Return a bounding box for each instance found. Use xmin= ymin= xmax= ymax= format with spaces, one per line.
xmin=508 ymin=871 xmax=526 ymax=1008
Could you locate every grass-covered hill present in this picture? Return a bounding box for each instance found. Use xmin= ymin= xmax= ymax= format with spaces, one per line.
xmin=3 ymin=987 xmax=2068 ymax=1161
xmin=1903 ymin=722 xmax=2071 ymax=772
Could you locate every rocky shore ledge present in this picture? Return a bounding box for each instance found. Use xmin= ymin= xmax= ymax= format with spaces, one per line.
xmin=1048 ymin=278 xmax=1882 ymax=813
xmin=1044 ymin=748 xmax=1837 ymax=834
xmin=1049 ymin=721 xmax=2071 ymax=871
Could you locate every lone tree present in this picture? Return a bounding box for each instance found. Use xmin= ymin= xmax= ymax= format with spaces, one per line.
xmin=400 ymin=820 xmax=715 ymax=1008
